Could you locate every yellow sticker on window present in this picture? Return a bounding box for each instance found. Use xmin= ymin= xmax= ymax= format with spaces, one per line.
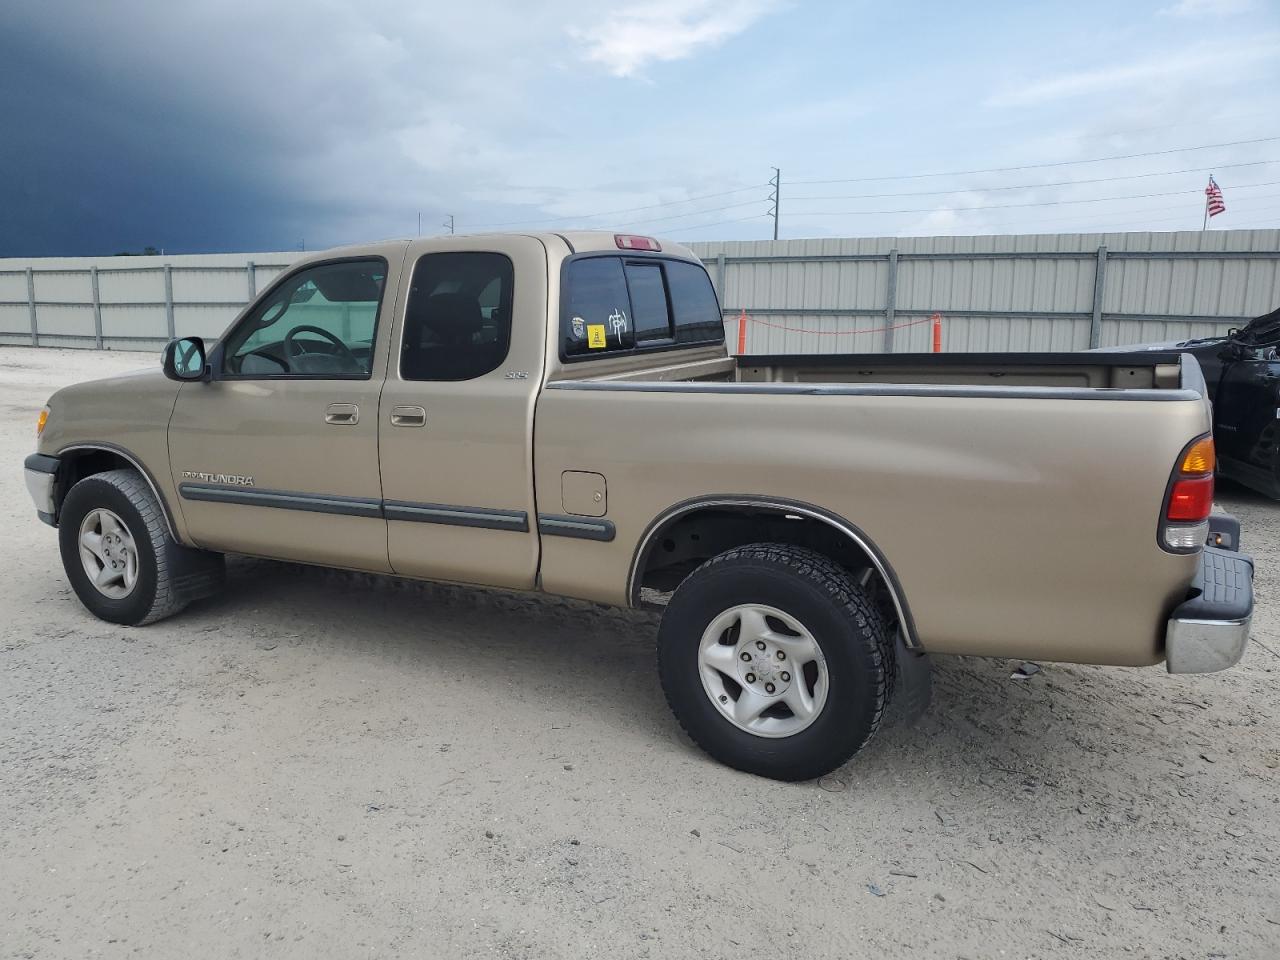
xmin=587 ymin=324 xmax=607 ymax=349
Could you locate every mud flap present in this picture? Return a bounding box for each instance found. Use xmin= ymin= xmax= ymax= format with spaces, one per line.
xmin=893 ymin=631 xmax=932 ymax=725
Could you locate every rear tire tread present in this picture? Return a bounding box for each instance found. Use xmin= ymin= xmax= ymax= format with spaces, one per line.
xmin=658 ymin=543 xmax=893 ymax=781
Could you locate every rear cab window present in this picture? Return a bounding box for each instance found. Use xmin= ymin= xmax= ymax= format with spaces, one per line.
xmin=561 ymin=254 xmax=723 ymax=360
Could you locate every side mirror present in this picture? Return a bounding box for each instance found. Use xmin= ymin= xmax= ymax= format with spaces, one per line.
xmin=162 ymin=336 xmax=207 ymax=381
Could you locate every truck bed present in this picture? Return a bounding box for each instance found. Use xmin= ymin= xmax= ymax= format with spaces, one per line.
xmin=562 ymin=348 xmax=1199 ymax=397
xmin=537 ymin=347 xmax=1210 ymax=665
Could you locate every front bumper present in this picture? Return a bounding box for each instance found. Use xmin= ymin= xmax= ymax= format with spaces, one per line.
xmin=24 ymin=453 xmax=58 ymax=526
xmin=1165 ymin=546 xmax=1254 ymax=673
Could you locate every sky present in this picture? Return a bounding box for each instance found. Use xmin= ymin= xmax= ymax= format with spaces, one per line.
xmin=1 ymin=0 xmax=1278 ymax=256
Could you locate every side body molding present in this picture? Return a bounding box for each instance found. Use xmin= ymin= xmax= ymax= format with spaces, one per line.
xmin=628 ymin=496 xmax=922 ymax=650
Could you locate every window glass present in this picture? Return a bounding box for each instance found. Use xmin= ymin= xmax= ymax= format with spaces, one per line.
xmin=625 ymin=262 xmax=672 ymax=342
xmin=562 ymin=257 xmax=635 ymax=356
xmin=401 ymin=252 xmax=514 ymax=381
xmin=223 ymin=259 xmax=386 ymax=377
xmin=665 ymin=259 xmax=725 ymax=345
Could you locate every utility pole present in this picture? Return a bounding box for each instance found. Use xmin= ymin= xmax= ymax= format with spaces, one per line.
xmin=768 ymin=167 xmax=781 ymax=241
xmin=443 ymin=215 xmax=455 ymax=235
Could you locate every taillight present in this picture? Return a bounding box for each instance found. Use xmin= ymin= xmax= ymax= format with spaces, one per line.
xmin=1160 ymin=434 xmax=1214 ymax=553
xmin=615 ymin=234 xmax=661 ymax=251
xmin=1167 ymin=475 xmax=1214 ymax=521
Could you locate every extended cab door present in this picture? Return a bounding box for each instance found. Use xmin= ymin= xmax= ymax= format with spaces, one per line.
xmin=168 ymin=251 xmax=403 ymax=571
xmin=378 ymin=236 xmax=547 ymax=589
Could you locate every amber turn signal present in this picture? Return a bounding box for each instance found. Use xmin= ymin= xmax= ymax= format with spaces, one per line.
xmin=36 ymin=407 xmax=48 ymax=437
xmin=1179 ymin=435 xmax=1214 ymax=476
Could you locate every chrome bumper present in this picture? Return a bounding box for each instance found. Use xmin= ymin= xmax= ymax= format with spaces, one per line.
xmin=1165 ymin=546 xmax=1254 ymax=674
xmin=24 ymin=453 xmax=58 ymax=525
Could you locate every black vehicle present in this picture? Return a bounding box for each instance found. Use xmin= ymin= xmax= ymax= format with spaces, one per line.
xmin=1124 ymin=306 xmax=1280 ymax=498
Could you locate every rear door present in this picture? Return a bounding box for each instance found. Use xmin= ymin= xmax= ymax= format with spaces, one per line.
xmin=378 ymin=236 xmax=548 ymax=589
xmin=169 ymin=252 xmax=402 ymax=571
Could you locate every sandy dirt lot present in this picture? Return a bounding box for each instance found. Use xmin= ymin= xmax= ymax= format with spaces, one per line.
xmin=1 ymin=346 xmax=1277 ymax=959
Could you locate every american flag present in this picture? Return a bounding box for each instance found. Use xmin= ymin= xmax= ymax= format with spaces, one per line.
xmin=1205 ymin=176 xmax=1226 ymax=218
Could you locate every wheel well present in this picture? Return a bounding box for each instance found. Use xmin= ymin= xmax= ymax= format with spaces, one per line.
xmin=51 ymin=448 xmax=180 ymax=542
xmin=632 ymin=503 xmax=916 ymax=645
xmin=55 ymin=449 xmax=137 ymax=511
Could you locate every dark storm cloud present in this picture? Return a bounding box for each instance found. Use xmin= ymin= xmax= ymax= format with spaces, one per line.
xmin=0 ymin=1 xmax=787 ymax=257
xmin=0 ymin=24 xmax=325 ymax=256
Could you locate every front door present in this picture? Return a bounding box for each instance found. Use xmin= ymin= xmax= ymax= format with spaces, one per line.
xmin=169 ymin=253 xmax=403 ymax=572
xmin=378 ymin=237 xmax=546 ymax=589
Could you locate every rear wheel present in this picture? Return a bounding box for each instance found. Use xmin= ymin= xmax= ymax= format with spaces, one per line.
xmin=658 ymin=544 xmax=892 ymax=781
xmin=58 ymin=469 xmax=218 ymax=626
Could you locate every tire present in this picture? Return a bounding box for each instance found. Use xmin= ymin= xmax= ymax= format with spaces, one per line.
xmin=657 ymin=543 xmax=893 ymax=782
xmin=58 ymin=469 xmax=218 ymax=626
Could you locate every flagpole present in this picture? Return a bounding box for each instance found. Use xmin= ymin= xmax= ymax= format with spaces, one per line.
xmin=1202 ymin=194 xmax=1209 ymax=231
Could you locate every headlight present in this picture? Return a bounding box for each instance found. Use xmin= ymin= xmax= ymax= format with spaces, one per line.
xmin=36 ymin=407 xmax=48 ymax=437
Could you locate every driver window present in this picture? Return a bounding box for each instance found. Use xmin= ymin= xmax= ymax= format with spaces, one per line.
xmin=222 ymin=259 xmax=387 ymax=378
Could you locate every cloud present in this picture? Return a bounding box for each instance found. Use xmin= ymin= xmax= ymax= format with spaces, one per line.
xmin=569 ymin=0 xmax=779 ymax=78
xmin=985 ymin=38 xmax=1280 ymax=108
xmin=1161 ymin=0 xmax=1256 ymax=17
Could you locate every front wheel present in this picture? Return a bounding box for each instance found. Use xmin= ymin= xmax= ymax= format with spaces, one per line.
xmin=657 ymin=544 xmax=893 ymax=782
xmin=58 ymin=469 xmax=220 ymax=626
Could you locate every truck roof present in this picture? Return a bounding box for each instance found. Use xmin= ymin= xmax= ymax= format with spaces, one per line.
xmin=314 ymin=231 xmax=701 ymax=263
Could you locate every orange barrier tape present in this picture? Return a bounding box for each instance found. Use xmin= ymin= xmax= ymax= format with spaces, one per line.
xmin=740 ymin=314 xmax=936 ymax=337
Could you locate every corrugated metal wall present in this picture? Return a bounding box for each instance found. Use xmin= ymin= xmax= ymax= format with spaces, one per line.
xmin=690 ymin=228 xmax=1280 ymax=354
xmin=0 ymin=252 xmax=299 ymax=350
xmin=2 ymin=229 xmax=1278 ymax=352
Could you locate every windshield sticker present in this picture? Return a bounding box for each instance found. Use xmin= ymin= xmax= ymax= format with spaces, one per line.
xmin=587 ymin=324 xmax=607 ymax=349
xmin=609 ymin=307 xmax=628 ymax=341
xmin=571 ymin=316 xmax=585 ymax=339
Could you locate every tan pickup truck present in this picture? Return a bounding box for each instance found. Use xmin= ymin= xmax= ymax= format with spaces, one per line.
xmin=25 ymin=231 xmax=1255 ymax=780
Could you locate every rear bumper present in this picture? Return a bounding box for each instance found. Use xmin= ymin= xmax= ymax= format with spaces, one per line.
xmin=1165 ymin=546 xmax=1254 ymax=674
xmin=24 ymin=453 xmax=58 ymax=526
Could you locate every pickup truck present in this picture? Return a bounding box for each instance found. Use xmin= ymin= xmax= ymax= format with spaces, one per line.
xmin=24 ymin=231 xmax=1255 ymax=781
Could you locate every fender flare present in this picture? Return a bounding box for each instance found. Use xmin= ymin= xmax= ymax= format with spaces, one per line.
xmin=54 ymin=442 xmax=184 ymax=544
xmin=628 ymin=494 xmax=921 ymax=650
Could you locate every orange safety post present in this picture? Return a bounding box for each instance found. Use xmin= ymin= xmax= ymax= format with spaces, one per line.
xmin=931 ymin=312 xmax=942 ymax=353
xmin=737 ymin=308 xmax=748 ymax=355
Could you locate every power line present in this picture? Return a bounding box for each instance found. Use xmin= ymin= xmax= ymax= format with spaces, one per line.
xmin=789 ymin=135 xmax=1280 ymax=186
xmin=910 ymin=199 xmax=1280 ymax=236
xmin=469 ymin=183 xmax=767 ymax=229
xmin=613 ymin=198 xmax=767 ymax=229
xmin=786 ymin=159 xmax=1280 ymax=202
xmin=946 ymin=196 xmax=1280 ymax=233
xmin=789 ymin=179 xmax=1280 ymax=217
xmin=674 ymin=214 xmax=773 ymax=234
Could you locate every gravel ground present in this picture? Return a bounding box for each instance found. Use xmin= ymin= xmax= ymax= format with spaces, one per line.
xmin=2 ymin=346 xmax=1278 ymax=960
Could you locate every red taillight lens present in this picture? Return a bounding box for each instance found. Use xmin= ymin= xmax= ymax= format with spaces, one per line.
xmin=615 ymin=234 xmax=661 ymax=251
xmin=1167 ymin=475 xmax=1214 ymax=522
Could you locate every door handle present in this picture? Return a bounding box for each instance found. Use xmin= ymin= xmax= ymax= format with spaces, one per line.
xmin=325 ymin=402 xmax=359 ymax=425
xmin=390 ymin=405 xmax=426 ymax=427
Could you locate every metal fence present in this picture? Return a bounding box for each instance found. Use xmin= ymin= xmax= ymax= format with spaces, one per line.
xmin=691 ymin=229 xmax=1280 ymax=353
xmin=2 ymin=229 xmax=1278 ymax=353
xmin=0 ymin=253 xmax=298 ymax=351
